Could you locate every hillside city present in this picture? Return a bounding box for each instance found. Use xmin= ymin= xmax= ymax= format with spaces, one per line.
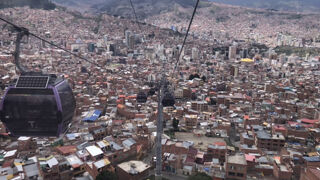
xmin=0 ymin=3 xmax=320 ymax=180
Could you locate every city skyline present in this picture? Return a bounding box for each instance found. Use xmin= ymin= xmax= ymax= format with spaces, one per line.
xmin=0 ymin=1 xmax=320 ymax=180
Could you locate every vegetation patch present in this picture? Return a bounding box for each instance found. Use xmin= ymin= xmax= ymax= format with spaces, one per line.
xmin=216 ymin=15 xmax=230 ymax=23
xmin=274 ymin=46 xmax=320 ymax=56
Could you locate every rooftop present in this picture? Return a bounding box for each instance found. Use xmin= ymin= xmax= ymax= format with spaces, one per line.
xmin=94 ymin=158 xmax=110 ymax=169
xmin=303 ymin=156 xmax=320 ymax=162
xmin=117 ymin=160 xmax=150 ymax=174
xmin=66 ymin=155 xmax=84 ymax=168
xmin=85 ymin=146 xmax=103 ymax=157
xmin=18 ymin=136 xmax=31 ymax=141
xmin=309 ymin=168 xmax=320 ymax=178
xmin=227 ymin=154 xmax=247 ymax=165
xmin=3 ymin=150 xmax=17 ymax=158
xmin=56 ymin=146 xmax=77 ymax=155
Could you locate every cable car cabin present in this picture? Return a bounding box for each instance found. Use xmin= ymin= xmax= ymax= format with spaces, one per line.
xmin=137 ymin=91 xmax=147 ymax=103
xmin=162 ymin=92 xmax=175 ymax=107
xmin=0 ymin=74 xmax=76 ymax=137
xmin=148 ymin=88 xmax=155 ymax=96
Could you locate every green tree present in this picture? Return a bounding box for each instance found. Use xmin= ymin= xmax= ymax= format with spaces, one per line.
xmin=187 ymin=172 xmax=211 ymax=180
xmin=172 ymin=118 xmax=179 ymax=131
xmin=189 ymin=73 xmax=200 ymax=80
xmin=201 ymin=75 xmax=207 ymax=82
xmin=96 ymin=170 xmax=118 ymax=180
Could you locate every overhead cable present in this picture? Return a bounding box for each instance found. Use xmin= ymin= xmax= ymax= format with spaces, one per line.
xmin=128 ymin=0 xmax=142 ymax=31
xmin=0 ymin=17 xmax=102 ymax=67
xmin=173 ymin=0 xmax=200 ymax=74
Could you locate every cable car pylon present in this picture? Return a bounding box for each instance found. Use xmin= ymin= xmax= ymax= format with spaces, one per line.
xmin=136 ymin=57 xmax=175 ymax=179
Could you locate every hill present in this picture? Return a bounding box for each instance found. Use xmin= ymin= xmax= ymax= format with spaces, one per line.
xmin=52 ymin=0 xmax=200 ymax=16
xmin=0 ymin=0 xmax=56 ymax=10
xmin=52 ymin=0 xmax=320 ymax=14
xmin=208 ymin=0 xmax=320 ymax=13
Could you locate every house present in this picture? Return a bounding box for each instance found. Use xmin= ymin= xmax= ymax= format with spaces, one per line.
xmin=225 ymin=154 xmax=247 ymax=180
xmin=255 ymin=131 xmax=285 ymax=151
xmin=207 ymin=142 xmax=227 ymax=162
xmin=300 ymin=167 xmax=320 ymax=180
xmin=38 ymin=156 xmax=59 ymax=180
xmin=85 ymin=146 xmax=104 ymax=161
xmin=85 ymin=158 xmax=111 ymax=179
xmin=117 ymin=160 xmax=150 ymax=180
xmin=65 ymin=154 xmax=85 ymax=176
xmin=273 ymin=157 xmax=293 ymax=180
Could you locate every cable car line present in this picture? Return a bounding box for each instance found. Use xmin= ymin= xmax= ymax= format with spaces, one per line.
xmin=30 ymin=32 xmax=102 ymax=67
xmin=0 ymin=17 xmax=102 ymax=68
xmin=128 ymin=0 xmax=142 ymax=31
xmin=173 ymin=0 xmax=200 ymax=75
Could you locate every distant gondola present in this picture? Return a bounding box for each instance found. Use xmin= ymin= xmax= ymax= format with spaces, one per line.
xmin=162 ymin=91 xmax=175 ymax=107
xmin=137 ymin=91 xmax=147 ymax=103
xmin=148 ymin=88 xmax=156 ymax=96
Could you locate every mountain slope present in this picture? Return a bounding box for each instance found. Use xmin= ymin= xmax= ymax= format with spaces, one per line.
xmin=208 ymin=0 xmax=320 ymax=12
xmin=0 ymin=0 xmax=56 ymax=10
xmin=52 ymin=0 xmax=199 ymax=15
xmin=52 ymin=0 xmax=320 ymax=14
xmin=94 ymin=0 xmax=198 ymax=18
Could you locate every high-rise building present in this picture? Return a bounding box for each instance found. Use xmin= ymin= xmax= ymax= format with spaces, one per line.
xmin=88 ymin=43 xmax=95 ymax=52
xmin=109 ymin=44 xmax=119 ymax=56
xmin=128 ymin=35 xmax=135 ymax=49
xmin=125 ymin=30 xmax=131 ymax=47
xmin=192 ymin=47 xmax=199 ymax=60
xmin=241 ymin=48 xmax=248 ymax=58
xmin=228 ymin=45 xmax=237 ymax=60
xmin=173 ymin=47 xmax=180 ymax=60
xmin=230 ymin=65 xmax=239 ymax=77
xmin=279 ymin=54 xmax=286 ymax=63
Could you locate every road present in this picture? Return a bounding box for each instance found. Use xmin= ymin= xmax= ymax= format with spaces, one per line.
xmin=148 ymin=170 xmax=188 ymax=180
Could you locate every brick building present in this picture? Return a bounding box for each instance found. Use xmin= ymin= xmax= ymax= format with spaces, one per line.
xmin=300 ymin=167 xmax=320 ymax=180
xmin=225 ymin=153 xmax=247 ymax=180
xmin=184 ymin=114 xmax=198 ymax=129
xmin=85 ymin=158 xmax=112 ymax=179
xmin=255 ymin=131 xmax=285 ymax=151
xmin=162 ymin=140 xmax=189 ymax=155
xmin=207 ymin=141 xmax=227 ymax=162
xmin=191 ymin=101 xmax=208 ymax=111
xmin=117 ymin=160 xmax=150 ymax=180
xmin=273 ymin=157 xmax=293 ymax=180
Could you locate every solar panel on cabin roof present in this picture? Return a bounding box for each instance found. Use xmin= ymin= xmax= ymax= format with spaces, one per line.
xmin=16 ymin=76 xmax=49 ymax=88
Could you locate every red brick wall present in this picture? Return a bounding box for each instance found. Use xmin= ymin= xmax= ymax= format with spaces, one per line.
xmin=300 ymin=168 xmax=320 ymax=180
xmin=225 ymin=163 xmax=247 ymax=180
xmin=116 ymin=166 xmax=150 ymax=180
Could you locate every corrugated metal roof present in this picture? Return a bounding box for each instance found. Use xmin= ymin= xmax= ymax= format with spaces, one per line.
xmin=47 ymin=157 xmax=58 ymax=168
xmin=24 ymin=163 xmax=39 ymax=177
xmin=110 ymin=141 xmax=123 ymax=151
xmin=303 ymin=156 xmax=320 ymax=162
xmin=122 ymin=138 xmax=136 ymax=148
xmin=93 ymin=159 xmax=110 ymax=169
xmin=86 ymin=146 xmax=103 ymax=157
xmin=83 ymin=110 xmax=101 ymax=121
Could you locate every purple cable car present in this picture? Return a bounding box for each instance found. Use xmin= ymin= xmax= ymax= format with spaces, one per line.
xmin=0 ymin=74 xmax=76 ymax=137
